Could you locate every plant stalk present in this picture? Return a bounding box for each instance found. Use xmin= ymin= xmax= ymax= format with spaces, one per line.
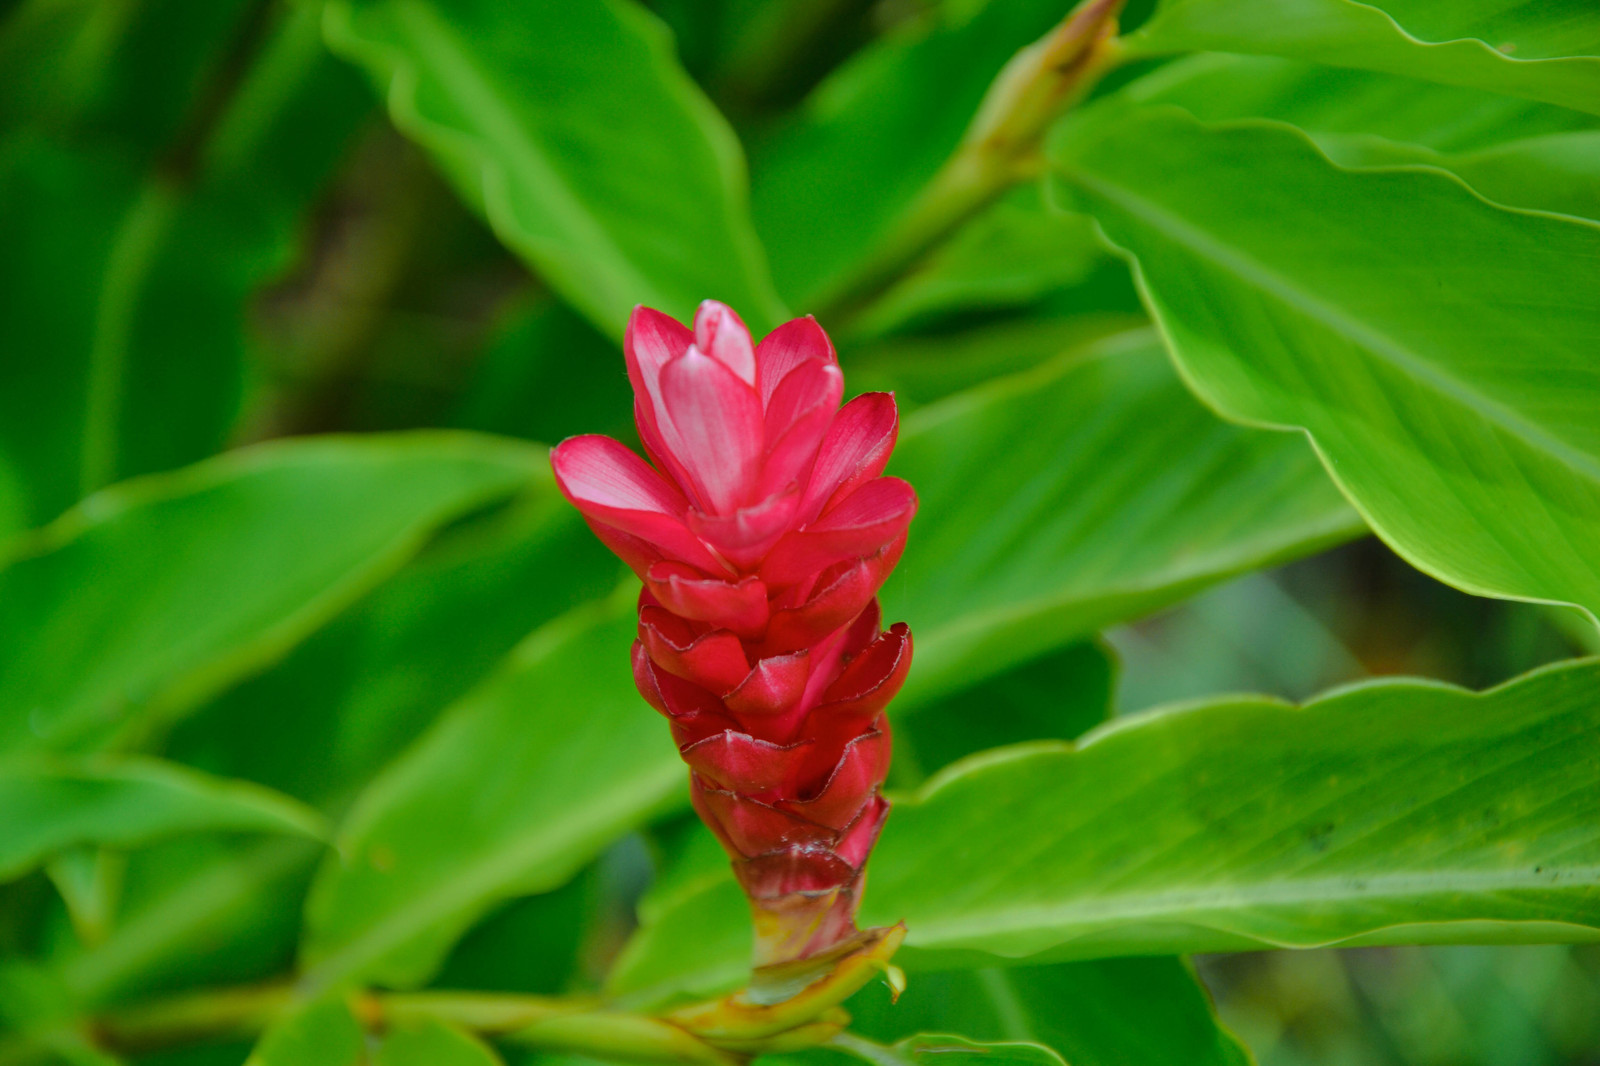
xmin=43 ymin=947 xmax=902 ymax=1065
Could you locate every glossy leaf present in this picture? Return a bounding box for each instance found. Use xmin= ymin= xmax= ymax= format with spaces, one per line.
xmin=1111 ymin=52 xmax=1600 ymax=220
xmin=0 ymin=757 xmax=323 ymax=880
xmin=300 ymin=597 xmax=683 ymax=988
xmin=886 ymin=330 xmax=1362 ymax=708
xmin=869 ymin=657 xmax=1600 ymax=966
xmin=171 ymin=485 xmax=620 ymax=807
xmin=1115 ymin=52 xmax=1597 ymax=154
xmin=1318 ymin=131 xmax=1600 ymax=223
xmin=1050 ymin=109 xmax=1600 ymax=627
xmin=0 ymin=432 xmax=543 ymax=754
xmin=376 ymin=1020 xmax=503 ymax=1066
xmin=1127 ymin=0 xmax=1600 ymax=116
xmin=610 ymin=660 xmax=1600 ymax=993
xmin=0 ymin=4 xmax=370 ymax=531
xmin=245 ymin=997 xmax=364 ymax=1066
xmin=323 ymin=0 xmax=786 ymax=337
xmin=49 ymin=489 xmax=620 ymax=1004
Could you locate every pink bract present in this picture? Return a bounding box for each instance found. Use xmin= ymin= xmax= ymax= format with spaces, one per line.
xmin=551 ymin=300 xmax=915 ymax=967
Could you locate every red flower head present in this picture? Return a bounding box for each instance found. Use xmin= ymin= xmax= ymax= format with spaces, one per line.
xmin=551 ymin=301 xmax=916 ymax=969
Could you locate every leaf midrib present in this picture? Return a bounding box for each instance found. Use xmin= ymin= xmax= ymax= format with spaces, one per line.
xmin=904 ymin=863 xmax=1600 ymax=949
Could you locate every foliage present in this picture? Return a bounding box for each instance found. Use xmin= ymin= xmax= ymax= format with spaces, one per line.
xmin=0 ymin=0 xmax=1596 ymax=1064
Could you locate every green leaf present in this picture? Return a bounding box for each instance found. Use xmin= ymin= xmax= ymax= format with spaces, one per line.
xmin=300 ymin=595 xmax=683 ymax=988
xmin=0 ymin=431 xmax=542 ymax=753
xmin=323 ymin=0 xmax=786 ymax=337
xmin=612 ymin=659 xmax=1600 ymax=995
xmin=1109 ymin=52 xmax=1600 ymax=221
xmin=886 ymin=330 xmax=1362 ymax=708
xmin=0 ymin=3 xmax=370 ymax=529
xmin=1115 ymin=53 xmax=1597 ymax=155
xmin=376 ymin=1020 xmax=503 ymax=1066
xmin=245 ymin=997 xmax=364 ymax=1066
xmin=869 ymin=657 xmax=1600 ymax=966
xmin=1318 ymin=131 xmax=1600 ymax=223
xmin=1049 ymin=109 xmax=1600 ymax=628
xmin=750 ymin=0 xmax=1074 ymax=306
xmin=172 ymin=483 xmax=620 ymax=808
xmin=54 ymin=488 xmax=618 ymax=1005
xmin=0 ymin=757 xmax=323 ymax=881
xmin=836 ymin=961 xmax=1251 ymax=1066
xmin=1127 ymin=0 xmax=1600 ymax=116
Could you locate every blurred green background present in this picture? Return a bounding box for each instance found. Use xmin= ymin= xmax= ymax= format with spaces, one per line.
xmin=1 ymin=0 xmax=1597 ymax=1063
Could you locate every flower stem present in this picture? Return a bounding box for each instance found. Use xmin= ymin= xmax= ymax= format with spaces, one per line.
xmin=91 ymin=982 xmax=295 ymax=1052
xmin=52 ymin=959 xmax=899 ymax=1065
xmin=817 ymin=0 xmax=1128 ymax=329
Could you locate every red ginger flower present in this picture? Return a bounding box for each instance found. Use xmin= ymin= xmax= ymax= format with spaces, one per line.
xmin=551 ymin=301 xmax=916 ymax=968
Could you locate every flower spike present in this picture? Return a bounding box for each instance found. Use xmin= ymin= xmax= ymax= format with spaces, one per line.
xmin=552 ymin=301 xmax=916 ymax=974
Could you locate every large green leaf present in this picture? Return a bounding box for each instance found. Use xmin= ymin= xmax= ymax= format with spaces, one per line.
xmin=53 ymin=488 xmax=620 ymax=1006
xmin=0 ymin=757 xmax=323 ymax=880
xmin=750 ymin=0 xmax=1073 ymax=306
xmin=0 ymin=432 xmax=542 ymax=753
xmin=886 ymin=330 xmax=1362 ymax=708
xmin=871 ymin=657 xmax=1600 ymax=966
xmin=172 ymin=485 xmax=620 ymax=808
xmin=300 ymin=596 xmax=683 ymax=988
xmin=1050 ymin=109 xmax=1600 ymax=628
xmin=619 ymin=659 xmax=1600 ymax=992
xmin=1115 ymin=52 xmax=1597 ymax=154
xmin=1312 ymin=131 xmax=1600 ymax=223
xmin=323 ymin=0 xmax=786 ymax=337
xmin=1110 ymin=52 xmax=1600 ymax=221
xmin=1127 ymin=0 xmax=1600 ymax=116
xmin=0 ymin=3 xmax=370 ymax=531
